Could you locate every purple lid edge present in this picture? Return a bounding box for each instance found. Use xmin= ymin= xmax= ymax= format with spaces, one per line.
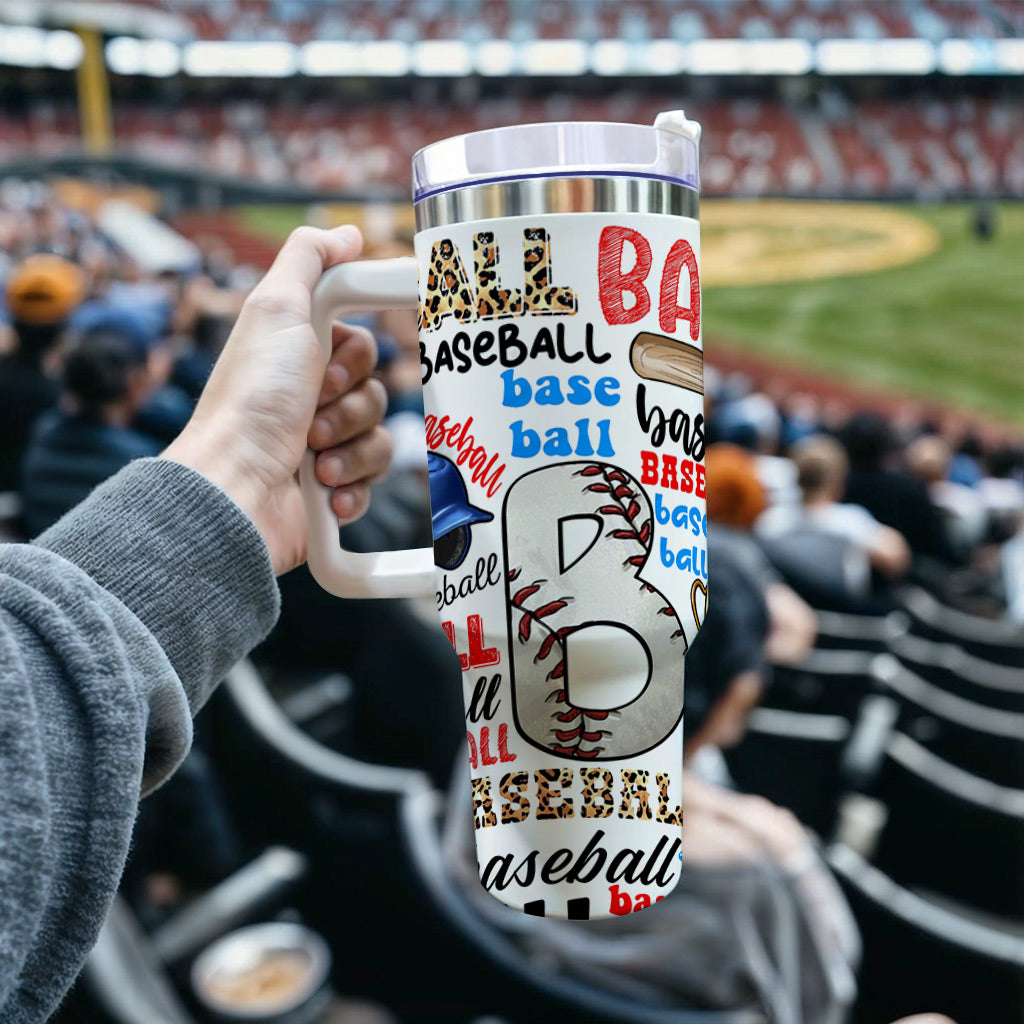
xmin=413 ymin=168 xmax=700 ymax=204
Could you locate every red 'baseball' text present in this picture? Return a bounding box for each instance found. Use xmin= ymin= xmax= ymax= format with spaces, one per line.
xmin=424 ymin=413 xmax=505 ymax=497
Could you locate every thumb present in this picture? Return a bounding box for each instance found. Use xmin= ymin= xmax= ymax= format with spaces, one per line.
xmin=251 ymin=224 xmax=364 ymax=319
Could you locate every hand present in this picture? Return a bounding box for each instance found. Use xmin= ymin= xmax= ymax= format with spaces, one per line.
xmin=163 ymin=225 xmax=393 ymax=575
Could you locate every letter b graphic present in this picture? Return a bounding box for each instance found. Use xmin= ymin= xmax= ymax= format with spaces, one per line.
xmin=502 ymin=461 xmax=685 ymax=760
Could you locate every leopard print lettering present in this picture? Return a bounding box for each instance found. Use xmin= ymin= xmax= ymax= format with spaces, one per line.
xmin=535 ymin=767 xmax=574 ymax=820
xmin=579 ymin=768 xmax=615 ymax=818
xmin=656 ymin=772 xmax=682 ymax=826
xmin=499 ymin=771 xmax=531 ymax=824
xmin=418 ymin=238 xmax=477 ymax=332
xmin=618 ymin=769 xmax=653 ymax=820
xmin=522 ymin=227 xmax=577 ymax=316
xmin=473 ymin=232 xmax=523 ymax=321
xmin=472 ymin=775 xmax=497 ymax=830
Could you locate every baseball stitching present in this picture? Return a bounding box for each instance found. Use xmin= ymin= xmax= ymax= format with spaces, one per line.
xmin=507 ymin=462 xmax=685 ymax=759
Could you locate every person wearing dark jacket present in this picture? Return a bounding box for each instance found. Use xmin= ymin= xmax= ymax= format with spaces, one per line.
xmin=0 ymin=225 xmax=393 ymax=1023
xmin=19 ymin=329 xmax=164 ymax=537
xmin=841 ymin=413 xmax=959 ymax=564
xmin=0 ymin=254 xmax=85 ymax=491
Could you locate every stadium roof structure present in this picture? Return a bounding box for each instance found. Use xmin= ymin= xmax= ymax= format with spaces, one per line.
xmin=0 ymin=0 xmax=189 ymax=41
xmin=0 ymin=0 xmax=1021 ymax=77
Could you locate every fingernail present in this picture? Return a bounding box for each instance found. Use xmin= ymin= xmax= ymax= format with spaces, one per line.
xmin=334 ymin=489 xmax=355 ymax=519
xmin=312 ymin=416 xmax=331 ymax=443
xmin=324 ymin=455 xmax=345 ymax=482
xmin=335 ymin=225 xmax=360 ymax=245
xmin=329 ymin=363 xmax=350 ymax=392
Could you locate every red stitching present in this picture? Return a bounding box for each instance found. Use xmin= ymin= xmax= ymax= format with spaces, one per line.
xmin=509 ymin=463 xmax=675 ymax=759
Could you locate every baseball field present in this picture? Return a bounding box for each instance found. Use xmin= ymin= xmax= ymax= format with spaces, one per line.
xmin=240 ymin=199 xmax=1024 ymax=426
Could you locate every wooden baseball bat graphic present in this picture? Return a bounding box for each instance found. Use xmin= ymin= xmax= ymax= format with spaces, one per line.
xmin=629 ymin=331 xmax=704 ymax=395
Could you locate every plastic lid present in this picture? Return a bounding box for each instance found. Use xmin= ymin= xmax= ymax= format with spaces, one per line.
xmin=413 ymin=112 xmax=701 ymax=202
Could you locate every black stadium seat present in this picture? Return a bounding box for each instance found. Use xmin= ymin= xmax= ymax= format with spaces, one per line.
xmin=813 ymin=609 xmax=909 ymax=653
xmin=866 ymin=732 xmax=1024 ymax=921
xmin=874 ymin=655 xmax=1024 ymax=787
xmin=217 ymin=660 xmax=769 ymax=1024
xmin=829 ymin=843 xmax=1024 ymax=1024
xmin=763 ymin=649 xmax=875 ymax=719
xmin=899 ymin=585 xmax=1024 ymax=668
xmin=887 ymin=631 xmax=1024 ymax=712
xmin=725 ymin=707 xmax=851 ymax=836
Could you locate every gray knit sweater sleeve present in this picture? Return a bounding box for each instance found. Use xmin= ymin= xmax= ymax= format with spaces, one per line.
xmin=0 ymin=457 xmax=280 ymax=1024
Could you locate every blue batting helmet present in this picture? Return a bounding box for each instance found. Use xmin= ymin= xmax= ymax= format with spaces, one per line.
xmin=428 ymin=452 xmax=493 ymax=540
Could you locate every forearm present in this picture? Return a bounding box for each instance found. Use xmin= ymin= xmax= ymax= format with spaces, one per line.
xmin=38 ymin=457 xmax=280 ymax=736
xmin=868 ymin=526 xmax=911 ymax=577
xmin=0 ymin=458 xmax=279 ymax=1024
xmin=763 ymin=583 xmax=817 ymax=665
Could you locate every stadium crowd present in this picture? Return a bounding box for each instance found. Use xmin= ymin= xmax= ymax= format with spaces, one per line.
xmin=0 ymin=178 xmax=1021 ymax=1023
xmin=122 ymin=0 xmax=1024 ymax=44
xmin=3 ymin=92 xmax=1022 ymax=199
xmin=3 ymin=182 xmax=1021 ymax=592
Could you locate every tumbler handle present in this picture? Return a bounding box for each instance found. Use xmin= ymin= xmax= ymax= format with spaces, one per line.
xmin=300 ymin=256 xmax=435 ymax=598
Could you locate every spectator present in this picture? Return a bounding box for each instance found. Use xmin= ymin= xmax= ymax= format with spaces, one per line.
xmin=711 ymin=385 xmax=800 ymax=510
xmin=758 ymin=433 xmax=911 ymax=584
xmin=682 ymin=550 xmax=772 ymax=783
xmin=72 ymin=303 xmax=194 ymax=444
xmin=841 ymin=413 xmax=957 ymax=564
xmin=704 ymin=443 xmax=817 ymax=666
xmin=1003 ymin=514 xmax=1024 ymax=625
xmin=977 ymin=443 xmax=1024 ymax=541
xmin=169 ymin=276 xmax=248 ymax=403
xmin=19 ymin=329 xmax=166 ymax=537
xmin=905 ymin=433 xmax=987 ymax=559
xmin=949 ymin=433 xmax=984 ymax=488
xmin=0 ymin=253 xmax=84 ymax=490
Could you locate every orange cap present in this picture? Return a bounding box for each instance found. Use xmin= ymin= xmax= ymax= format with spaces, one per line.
xmin=704 ymin=443 xmax=766 ymax=529
xmin=5 ymin=254 xmax=85 ymax=326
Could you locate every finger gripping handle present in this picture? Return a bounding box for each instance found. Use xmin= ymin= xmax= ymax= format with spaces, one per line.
xmin=301 ymin=257 xmax=436 ymax=599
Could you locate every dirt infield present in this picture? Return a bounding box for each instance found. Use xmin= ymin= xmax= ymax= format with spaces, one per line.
xmin=701 ymin=199 xmax=942 ymax=287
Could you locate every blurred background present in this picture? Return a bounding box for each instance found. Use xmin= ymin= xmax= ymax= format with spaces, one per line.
xmin=1 ymin=2 xmax=1023 ymax=1024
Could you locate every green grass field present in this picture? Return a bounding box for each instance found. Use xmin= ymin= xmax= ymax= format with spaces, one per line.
xmin=241 ymin=200 xmax=1024 ymax=425
xmin=702 ymin=202 xmax=1024 ymax=426
xmin=240 ymin=204 xmax=313 ymax=242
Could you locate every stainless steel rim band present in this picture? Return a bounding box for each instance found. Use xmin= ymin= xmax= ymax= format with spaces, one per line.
xmin=414 ymin=176 xmax=699 ymax=230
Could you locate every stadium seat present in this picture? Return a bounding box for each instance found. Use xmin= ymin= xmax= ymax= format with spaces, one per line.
xmin=217 ymin=660 xmax=769 ymax=1024
xmin=828 ymin=843 xmax=1024 ymax=1024
xmin=81 ymin=896 xmax=194 ymax=1024
xmin=864 ymin=732 xmax=1024 ymax=921
xmin=813 ymin=609 xmax=909 ymax=653
xmin=763 ymin=649 xmax=875 ymax=718
xmin=887 ymin=631 xmax=1024 ymax=712
xmin=874 ymin=654 xmax=1024 ymax=787
xmin=74 ymin=847 xmax=308 ymax=1024
xmin=898 ymin=584 xmax=1024 ymax=667
xmin=258 ymin=666 xmax=355 ymax=750
xmin=725 ymin=706 xmax=851 ymax=836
